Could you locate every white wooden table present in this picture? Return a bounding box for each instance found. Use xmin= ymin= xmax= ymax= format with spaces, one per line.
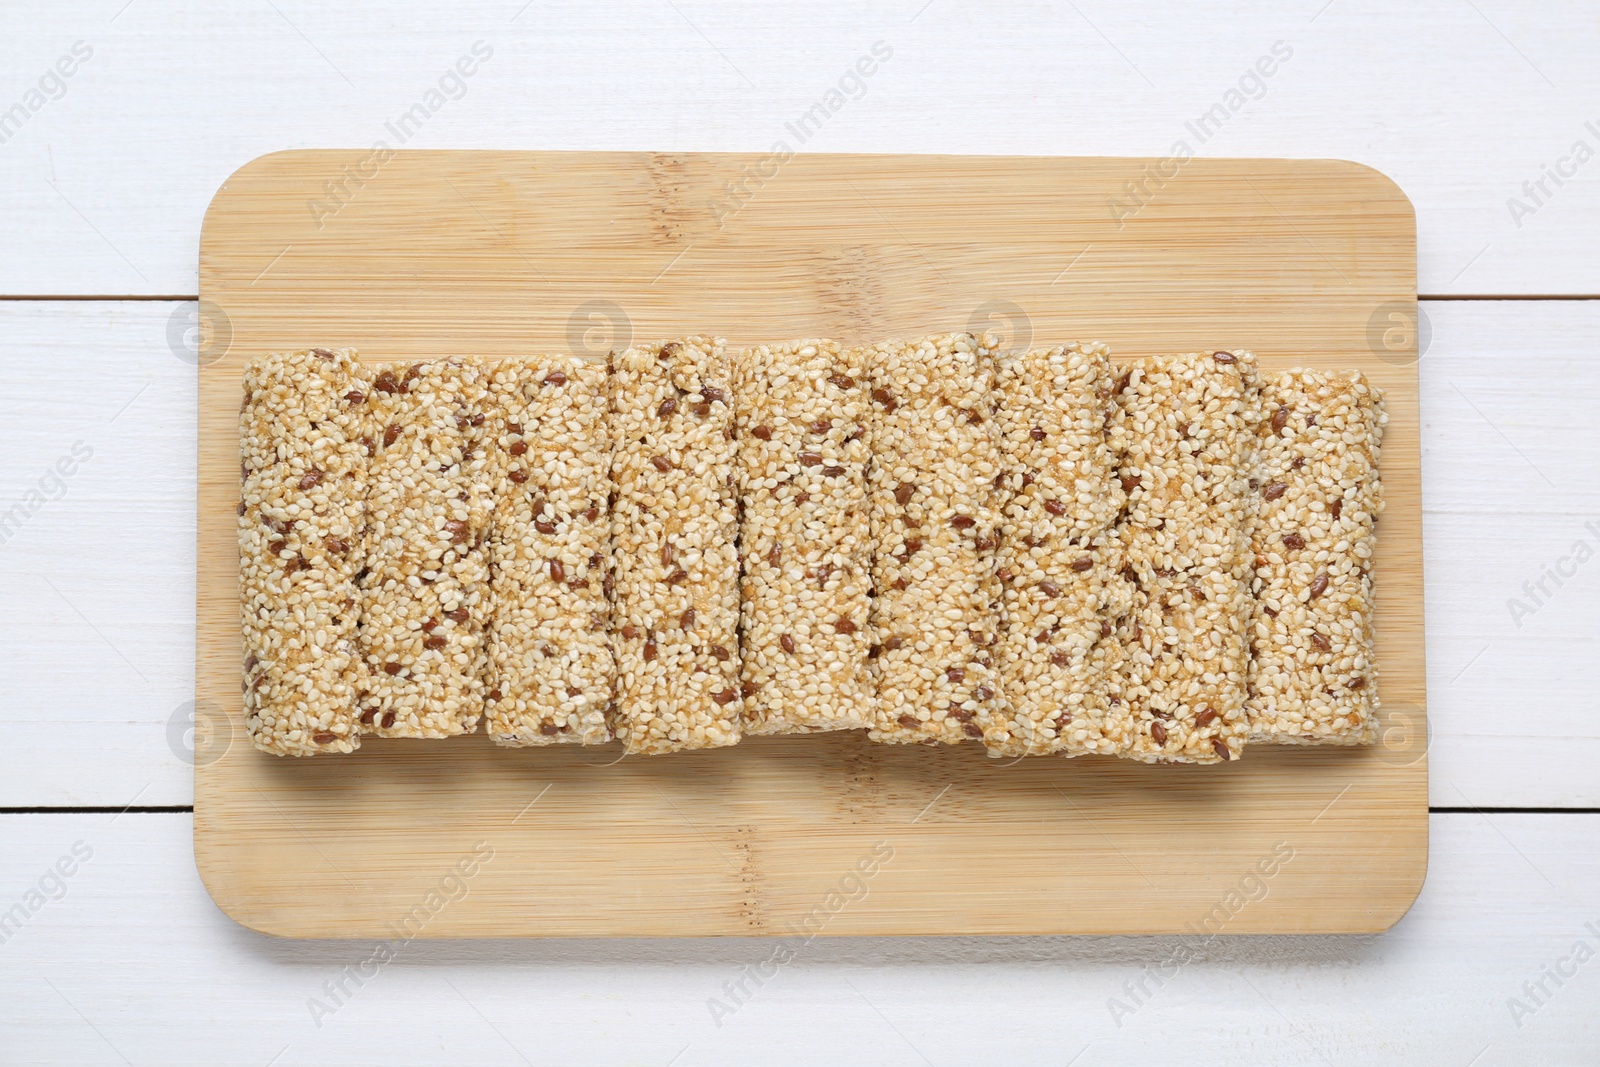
xmin=2 ymin=2 xmax=1596 ymax=1062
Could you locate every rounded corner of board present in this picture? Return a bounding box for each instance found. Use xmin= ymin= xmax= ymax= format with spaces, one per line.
xmin=1316 ymin=158 xmax=1417 ymax=220
xmin=201 ymin=150 xmax=322 ymax=244
xmin=1371 ymin=832 xmax=1431 ymax=934
xmin=192 ymin=851 xmax=311 ymax=941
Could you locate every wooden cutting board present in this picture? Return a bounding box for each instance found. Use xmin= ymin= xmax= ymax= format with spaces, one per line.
xmin=195 ymin=151 xmax=1426 ymax=938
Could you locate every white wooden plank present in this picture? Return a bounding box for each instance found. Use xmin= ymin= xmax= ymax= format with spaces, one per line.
xmin=0 ymin=298 xmax=1596 ymax=807
xmin=0 ymin=301 xmax=195 ymax=808
xmin=1 ymin=812 xmax=1596 ymax=1063
xmin=0 ymin=1 xmax=1598 ymax=296
xmin=1419 ymin=300 xmax=1600 ymax=808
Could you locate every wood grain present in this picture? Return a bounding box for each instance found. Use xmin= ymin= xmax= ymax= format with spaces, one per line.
xmin=195 ymin=151 xmax=1425 ymax=937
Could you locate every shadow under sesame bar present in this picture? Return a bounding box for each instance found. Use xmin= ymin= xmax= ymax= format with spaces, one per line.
xmin=483 ymin=356 xmax=614 ymax=746
xmin=988 ymin=343 xmax=1128 ymax=757
xmin=609 ymin=338 xmax=743 ymax=754
xmin=1247 ymin=368 xmax=1386 ymax=746
xmin=734 ymin=340 xmax=874 ymax=735
xmin=356 ymin=359 xmax=492 ymax=739
xmin=1109 ymin=350 xmax=1260 ymax=764
xmin=861 ymin=333 xmax=1007 ymax=746
xmin=238 ymin=348 xmax=368 ymax=756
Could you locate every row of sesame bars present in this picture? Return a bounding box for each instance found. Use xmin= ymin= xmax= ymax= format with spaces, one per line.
xmin=987 ymin=343 xmax=1127 ymax=757
xmin=1109 ymin=351 xmax=1259 ymax=764
xmin=238 ymin=342 xmax=1385 ymax=761
xmin=608 ymin=338 xmax=745 ymax=754
xmin=356 ymin=361 xmax=493 ymax=738
xmin=733 ymin=341 xmax=874 ymax=735
xmin=482 ymin=357 xmax=614 ymax=745
xmin=238 ymin=349 xmax=368 ymax=755
xmin=863 ymin=333 xmax=1009 ymax=745
xmin=1247 ymin=369 xmax=1386 ymax=744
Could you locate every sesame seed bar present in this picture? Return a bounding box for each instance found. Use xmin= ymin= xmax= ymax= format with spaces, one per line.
xmin=989 ymin=534 xmax=1135 ymax=756
xmin=1109 ymin=351 xmax=1261 ymax=764
xmin=609 ymin=338 xmax=743 ymax=754
xmin=988 ymin=344 xmax=1128 ymax=756
xmin=1112 ymin=349 xmax=1261 ymax=535
xmin=995 ymin=343 xmax=1123 ymax=541
xmin=483 ymin=357 xmax=614 ymax=746
xmin=356 ymin=360 xmax=493 ymax=738
xmin=860 ymin=333 xmax=1007 ymax=745
xmin=1117 ymin=540 xmax=1252 ymax=764
xmin=734 ymin=340 xmax=874 ymax=735
xmin=238 ymin=348 xmax=369 ymax=756
xmin=1247 ymin=369 xmax=1387 ymax=745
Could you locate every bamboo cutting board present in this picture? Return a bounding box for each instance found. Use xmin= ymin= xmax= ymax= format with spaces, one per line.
xmin=196 ymin=151 xmax=1426 ymax=938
